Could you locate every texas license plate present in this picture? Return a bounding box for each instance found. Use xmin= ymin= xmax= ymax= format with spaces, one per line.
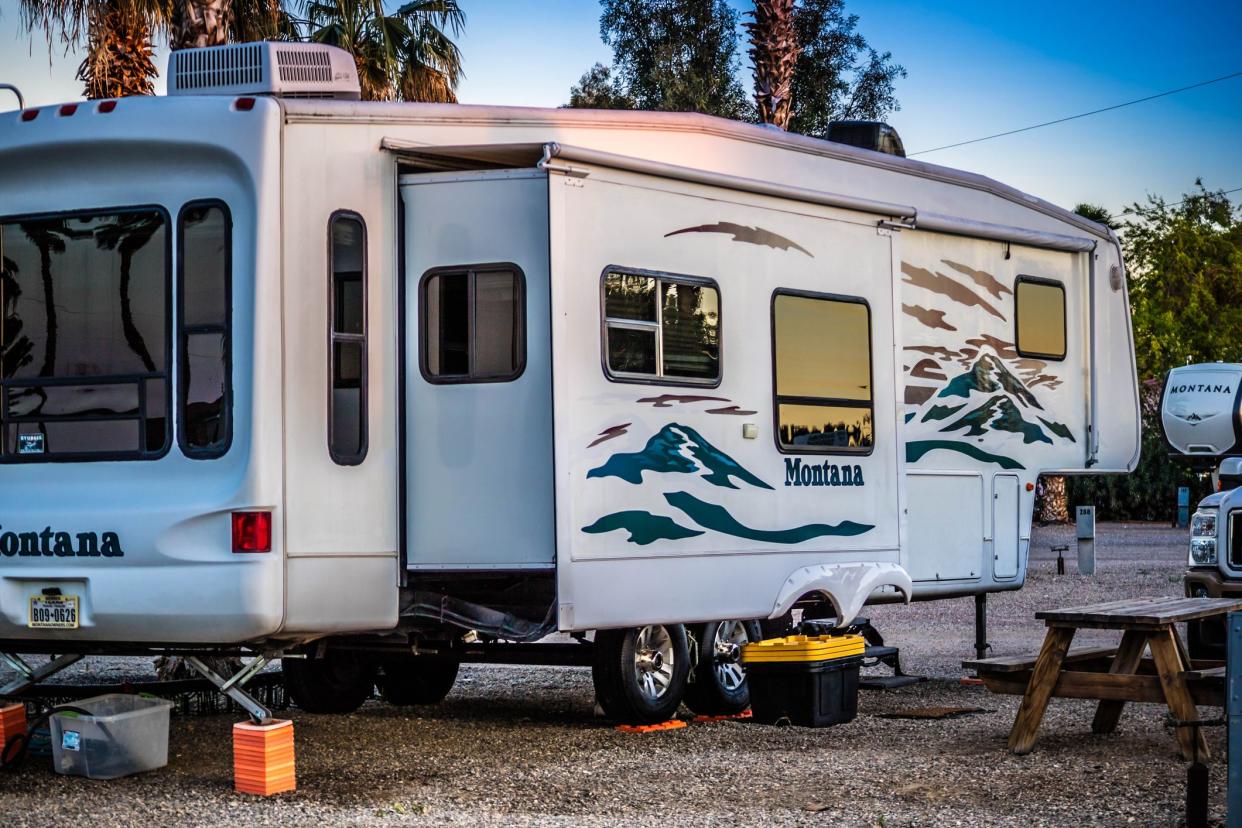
xmin=28 ymin=595 xmax=79 ymax=629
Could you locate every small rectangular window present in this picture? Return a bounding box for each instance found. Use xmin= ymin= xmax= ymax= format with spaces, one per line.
xmin=178 ymin=201 xmax=232 ymax=458
xmin=1015 ymin=277 xmax=1066 ymax=360
xmin=602 ymin=269 xmax=719 ymax=385
xmin=421 ymin=264 xmax=525 ymax=383
xmin=772 ymin=291 xmax=873 ymax=453
xmin=329 ymin=212 xmax=367 ymax=464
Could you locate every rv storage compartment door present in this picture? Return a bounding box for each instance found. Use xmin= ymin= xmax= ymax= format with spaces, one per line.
xmin=992 ymin=474 xmax=1020 ymax=579
xmin=400 ymin=171 xmax=555 ymax=569
xmin=906 ymin=473 xmax=983 ymax=582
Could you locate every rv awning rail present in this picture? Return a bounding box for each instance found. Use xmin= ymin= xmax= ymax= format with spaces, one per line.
xmin=382 ymin=139 xmax=1097 ymax=254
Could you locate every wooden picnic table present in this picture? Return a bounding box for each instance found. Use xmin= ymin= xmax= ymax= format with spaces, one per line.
xmin=963 ymin=596 xmax=1242 ymax=760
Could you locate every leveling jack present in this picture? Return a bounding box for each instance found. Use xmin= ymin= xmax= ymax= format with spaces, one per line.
xmin=0 ymin=652 xmax=83 ymax=697
xmin=1169 ymin=713 xmax=1223 ymax=828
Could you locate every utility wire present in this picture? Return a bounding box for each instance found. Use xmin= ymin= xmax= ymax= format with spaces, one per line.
xmin=909 ymin=70 xmax=1242 ymax=156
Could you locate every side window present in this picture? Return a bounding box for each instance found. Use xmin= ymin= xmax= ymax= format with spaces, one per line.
xmin=602 ymin=269 xmax=720 ymax=384
xmin=178 ymin=201 xmax=231 ymax=458
xmin=1015 ymin=276 xmax=1066 ymax=360
xmin=772 ymin=291 xmax=873 ymax=453
xmin=421 ymin=264 xmax=525 ymax=383
xmin=329 ymin=212 xmax=367 ymax=465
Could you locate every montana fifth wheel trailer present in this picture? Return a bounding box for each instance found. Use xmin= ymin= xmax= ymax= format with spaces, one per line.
xmin=0 ymin=44 xmax=1140 ymax=723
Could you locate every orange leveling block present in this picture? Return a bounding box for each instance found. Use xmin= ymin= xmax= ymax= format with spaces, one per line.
xmin=0 ymin=703 xmax=26 ymax=759
xmin=614 ymin=719 xmax=688 ymax=733
xmin=233 ymin=719 xmax=295 ymax=796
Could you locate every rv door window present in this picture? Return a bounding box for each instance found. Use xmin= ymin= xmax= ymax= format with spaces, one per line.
xmin=0 ymin=208 xmax=170 ymax=461
xmin=178 ymin=202 xmax=231 ymax=458
xmin=602 ymin=269 xmax=720 ymax=385
xmin=329 ymin=212 xmax=368 ymax=465
xmin=1015 ymin=277 xmax=1066 ymax=360
xmin=772 ymin=291 xmax=873 ymax=453
xmin=420 ymin=264 xmax=525 ymax=383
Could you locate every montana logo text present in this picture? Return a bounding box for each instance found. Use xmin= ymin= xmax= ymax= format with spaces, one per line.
xmin=783 ymin=459 xmax=865 ymax=488
xmin=0 ymin=527 xmax=125 ymax=558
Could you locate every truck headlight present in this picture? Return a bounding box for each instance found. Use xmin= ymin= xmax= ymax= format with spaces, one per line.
xmin=1190 ymin=509 xmax=1218 ymax=566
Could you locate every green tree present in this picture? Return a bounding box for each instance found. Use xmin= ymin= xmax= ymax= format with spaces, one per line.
xmin=1065 ymin=183 xmax=1241 ymax=521
xmin=303 ymin=0 xmax=465 ymax=102
xmin=786 ymin=0 xmax=903 ymax=136
xmin=21 ymin=0 xmax=166 ymax=98
xmin=565 ymin=62 xmax=635 ymax=110
xmin=574 ymin=0 xmax=749 ymax=118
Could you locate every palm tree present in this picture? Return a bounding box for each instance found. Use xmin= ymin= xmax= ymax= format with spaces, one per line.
xmin=21 ymin=0 xmax=167 ymax=98
xmin=303 ymin=0 xmax=464 ymax=102
xmin=169 ymin=0 xmax=229 ymax=49
xmin=745 ymin=0 xmax=799 ymax=129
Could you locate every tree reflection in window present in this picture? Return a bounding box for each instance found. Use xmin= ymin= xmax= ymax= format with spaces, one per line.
xmin=603 ymin=270 xmax=719 ymax=384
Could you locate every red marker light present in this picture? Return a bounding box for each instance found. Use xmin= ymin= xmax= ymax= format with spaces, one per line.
xmin=234 ymin=97 xmax=256 ymax=112
xmin=231 ymin=511 xmax=272 ymax=553
xmin=59 ymin=104 xmax=78 ymax=116
xmin=98 ymin=100 xmax=117 ymax=113
xmin=20 ymin=109 xmax=38 ymax=122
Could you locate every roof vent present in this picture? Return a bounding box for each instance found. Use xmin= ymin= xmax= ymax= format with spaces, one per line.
xmin=825 ymin=121 xmax=906 ymax=157
xmin=168 ymin=42 xmax=360 ymax=100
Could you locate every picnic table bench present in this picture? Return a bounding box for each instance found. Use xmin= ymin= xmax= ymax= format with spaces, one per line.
xmin=963 ymin=597 xmax=1242 ymax=760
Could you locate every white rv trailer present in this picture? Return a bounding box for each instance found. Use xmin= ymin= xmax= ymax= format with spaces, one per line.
xmin=0 ymin=43 xmax=1140 ymax=722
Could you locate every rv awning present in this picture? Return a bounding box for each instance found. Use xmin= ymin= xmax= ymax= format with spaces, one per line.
xmin=382 ymin=139 xmax=1097 ymax=253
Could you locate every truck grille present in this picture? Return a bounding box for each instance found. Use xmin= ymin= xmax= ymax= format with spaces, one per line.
xmin=1231 ymin=512 xmax=1242 ymax=568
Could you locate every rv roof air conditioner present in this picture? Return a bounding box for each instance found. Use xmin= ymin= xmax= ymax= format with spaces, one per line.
xmin=168 ymin=42 xmax=360 ymax=100
xmin=825 ymin=121 xmax=906 ymax=157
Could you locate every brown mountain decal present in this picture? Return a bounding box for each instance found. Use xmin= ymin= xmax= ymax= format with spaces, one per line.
xmin=903 ymin=303 xmax=957 ymax=331
xmin=940 ymin=259 xmax=1012 ymax=300
xmin=901 ymin=263 xmax=1005 ymax=320
xmin=666 ymin=222 xmax=812 ymax=257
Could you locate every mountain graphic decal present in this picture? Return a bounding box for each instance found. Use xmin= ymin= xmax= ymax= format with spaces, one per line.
xmin=587 ymin=423 xmax=773 ymax=490
xmin=906 ymin=350 xmax=1074 ymax=469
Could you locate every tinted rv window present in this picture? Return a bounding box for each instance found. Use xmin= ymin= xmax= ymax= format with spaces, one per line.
xmin=603 ymin=269 xmax=720 ymax=385
xmin=329 ymin=213 xmax=367 ymax=464
xmin=178 ymin=202 xmax=231 ymax=458
xmin=772 ymin=291 xmax=873 ymax=453
xmin=421 ymin=265 xmax=525 ymax=383
xmin=0 ymin=208 xmax=170 ymax=461
xmin=1015 ymin=277 xmax=1066 ymax=360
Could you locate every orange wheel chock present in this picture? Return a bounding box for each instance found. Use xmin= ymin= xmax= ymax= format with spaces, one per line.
xmin=233 ymin=718 xmax=296 ymax=796
xmin=614 ymin=719 xmax=688 ymax=733
xmin=692 ymin=709 xmax=753 ymax=723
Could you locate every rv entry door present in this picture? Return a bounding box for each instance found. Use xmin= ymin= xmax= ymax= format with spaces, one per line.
xmin=399 ymin=171 xmax=555 ymax=570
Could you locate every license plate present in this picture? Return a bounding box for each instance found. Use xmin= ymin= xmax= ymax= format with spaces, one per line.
xmin=28 ymin=595 xmax=79 ymax=629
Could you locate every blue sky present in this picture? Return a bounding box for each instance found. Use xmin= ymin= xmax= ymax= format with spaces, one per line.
xmin=2 ymin=0 xmax=1239 ymax=217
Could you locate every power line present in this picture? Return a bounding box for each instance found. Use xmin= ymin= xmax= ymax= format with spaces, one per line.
xmin=909 ymin=70 xmax=1242 ymax=156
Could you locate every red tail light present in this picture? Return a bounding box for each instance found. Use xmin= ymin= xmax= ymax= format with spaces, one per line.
xmin=234 ymin=97 xmax=256 ymax=112
xmin=59 ymin=104 xmax=77 ymax=116
xmin=232 ymin=511 xmax=272 ymax=553
xmin=20 ymin=109 xmax=38 ymax=122
xmin=98 ymin=100 xmax=117 ymax=113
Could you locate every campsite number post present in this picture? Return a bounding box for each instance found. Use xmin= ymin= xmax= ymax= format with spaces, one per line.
xmin=1075 ymin=506 xmax=1095 ymax=576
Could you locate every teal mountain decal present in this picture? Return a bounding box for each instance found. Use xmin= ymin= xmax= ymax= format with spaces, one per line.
xmin=905 ymin=440 xmax=1025 ymax=470
xmin=905 ymin=351 xmax=1075 ymax=469
xmin=588 ymin=423 xmax=773 ymax=490
xmin=938 ymin=353 xmax=1040 ymax=409
xmin=664 ymin=492 xmax=874 ymax=543
xmin=582 ymin=511 xmax=704 ymax=545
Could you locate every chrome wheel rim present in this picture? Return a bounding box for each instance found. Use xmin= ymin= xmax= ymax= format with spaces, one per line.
xmin=633 ymin=625 xmax=675 ymax=701
xmin=712 ymin=620 xmax=751 ymax=692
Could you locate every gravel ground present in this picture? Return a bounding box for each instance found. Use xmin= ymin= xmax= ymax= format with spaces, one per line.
xmin=0 ymin=521 xmax=1221 ymax=827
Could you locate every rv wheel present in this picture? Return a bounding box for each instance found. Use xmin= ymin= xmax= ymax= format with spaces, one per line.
xmin=592 ymin=624 xmax=690 ymax=725
xmin=282 ymin=651 xmax=376 ymax=714
xmin=377 ymin=656 xmax=460 ymax=706
xmin=684 ymin=619 xmax=762 ymax=716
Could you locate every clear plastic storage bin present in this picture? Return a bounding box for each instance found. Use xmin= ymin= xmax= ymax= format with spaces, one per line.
xmin=50 ymin=693 xmax=174 ymax=779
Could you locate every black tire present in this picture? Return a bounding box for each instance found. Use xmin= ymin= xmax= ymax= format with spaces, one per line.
xmin=282 ymin=651 xmax=376 ymax=714
xmin=1187 ymin=616 xmax=1227 ymax=661
xmin=684 ymin=619 xmax=762 ymax=716
xmin=592 ymin=624 xmax=690 ymax=725
xmin=377 ymin=656 xmax=460 ymax=706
